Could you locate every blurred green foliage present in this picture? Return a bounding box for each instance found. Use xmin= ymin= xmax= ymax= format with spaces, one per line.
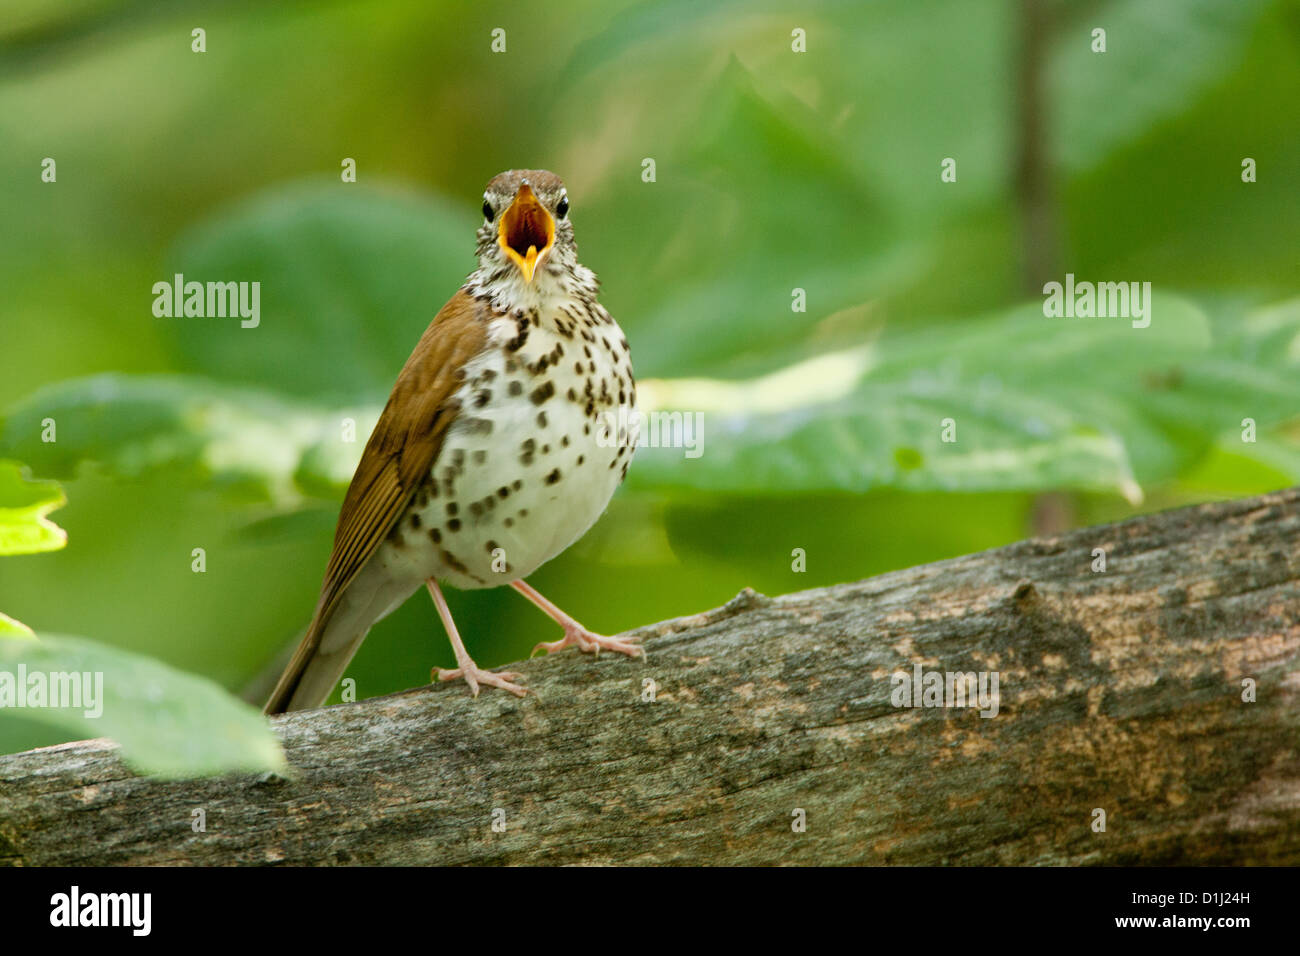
xmin=0 ymin=630 xmax=285 ymax=776
xmin=0 ymin=462 xmax=281 ymax=773
xmin=0 ymin=459 xmax=66 ymax=561
xmin=0 ymin=459 xmax=65 ymax=637
xmin=1 ymin=0 xmax=1298 ymax=759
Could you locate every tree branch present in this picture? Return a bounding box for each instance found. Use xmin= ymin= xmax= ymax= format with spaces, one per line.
xmin=2 ymin=488 xmax=1298 ymax=865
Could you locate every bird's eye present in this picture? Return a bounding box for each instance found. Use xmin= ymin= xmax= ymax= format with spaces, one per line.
xmin=556 ymin=196 xmax=569 ymax=219
xmin=482 ymin=199 xmax=494 ymax=222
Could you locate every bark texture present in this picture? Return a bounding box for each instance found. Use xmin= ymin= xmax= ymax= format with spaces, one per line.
xmin=1 ymin=488 xmax=1298 ymax=866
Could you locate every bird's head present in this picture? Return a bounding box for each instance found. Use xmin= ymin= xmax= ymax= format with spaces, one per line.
xmin=476 ymin=169 xmax=575 ymax=288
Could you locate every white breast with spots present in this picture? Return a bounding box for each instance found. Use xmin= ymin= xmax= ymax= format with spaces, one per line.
xmin=386 ymin=303 xmax=637 ymax=591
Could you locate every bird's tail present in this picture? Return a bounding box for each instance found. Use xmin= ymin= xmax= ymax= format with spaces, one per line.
xmin=264 ymin=563 xmax=422 ymax=715
xmin=263 ymin=611 xmax=370 ymax=715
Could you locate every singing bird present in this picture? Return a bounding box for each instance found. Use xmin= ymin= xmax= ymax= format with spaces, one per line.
xmin=265 ymin=170 xmax=641 ymax=714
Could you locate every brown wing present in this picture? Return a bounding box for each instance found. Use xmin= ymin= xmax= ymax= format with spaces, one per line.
xmin=264 ymin=290 xmax=489 ymax=713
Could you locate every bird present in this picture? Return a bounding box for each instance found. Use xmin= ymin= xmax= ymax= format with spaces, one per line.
xmin=264 ymin=169 xmax=641 ymax=714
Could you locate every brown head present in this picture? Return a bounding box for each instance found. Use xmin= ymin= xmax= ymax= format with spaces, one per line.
xmin=476 ymin=169 xmax=574 ymax=286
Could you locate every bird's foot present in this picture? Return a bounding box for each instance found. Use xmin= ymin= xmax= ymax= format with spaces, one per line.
xmin=531 ymin=625 xmax=644 ymax=660
xmin=433 ymin=663 xmax=528 ymax=698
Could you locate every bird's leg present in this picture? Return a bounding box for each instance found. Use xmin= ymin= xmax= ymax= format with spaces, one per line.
xmin=427 ymin=579 xmax=527 ymax=697
xmin=512 ymin=579 xmax=644 ymax=659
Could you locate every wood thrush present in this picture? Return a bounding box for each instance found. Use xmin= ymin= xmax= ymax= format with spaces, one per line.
xmin=265 ymin=170 xmax=640 ymax=714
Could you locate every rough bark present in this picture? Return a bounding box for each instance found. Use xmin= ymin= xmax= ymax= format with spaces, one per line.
xmin=1 ymin=488 xmax=1298 ymax=866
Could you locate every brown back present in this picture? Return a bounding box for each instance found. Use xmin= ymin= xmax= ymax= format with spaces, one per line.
xmin=264 ymin=290 xmax=489 ymax=713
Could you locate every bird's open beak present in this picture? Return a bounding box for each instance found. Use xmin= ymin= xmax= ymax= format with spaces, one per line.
xmin=498 ymin=183 xmax=555 ymax=284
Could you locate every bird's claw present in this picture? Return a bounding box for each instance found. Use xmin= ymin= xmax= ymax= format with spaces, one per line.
xmin=531 ymin=627 xmax=644 ymax=660
xmin=433 ymin=665 xmax=528 ymax=698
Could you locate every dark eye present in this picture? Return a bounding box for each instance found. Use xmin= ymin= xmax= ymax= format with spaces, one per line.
xmin=556 ymin=196 xmax=569 ymax=219
xmin=482 ymin=199 xmax=493 ymax=222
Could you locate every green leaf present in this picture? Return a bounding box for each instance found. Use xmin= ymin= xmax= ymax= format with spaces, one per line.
xmin=631 ymin=293 xmax=1300 ymax=498
xmin=7 ymin=297 xmax=1299 ymax=504
xmin=0 ymin=633 xmax=286 ymax=778
xmin=162 ymin=180 xmax=476 ymax=403
xmin=557 ymin=0 xmax=1270 ymax=217
xmin=0 ymin=612 xmax=36 ymax=641
xmin=1 ymin=375 xmax=375 ymax=507
xmin=633 ymin=347 xmax=1143 ymax=502
xmin=620 ymin=57 xmax=915 ymax=378
xmin=0 ymin=459 xmax=66 ymax=555
xmin=1050 ymin=0 xmax=1270 ymax=173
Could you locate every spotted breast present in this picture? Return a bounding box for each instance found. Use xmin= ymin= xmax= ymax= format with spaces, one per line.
xmin=385 ymin=301 xmax=637 ymax=588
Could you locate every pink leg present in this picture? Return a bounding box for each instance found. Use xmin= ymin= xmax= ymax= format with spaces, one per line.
xmin=511 ymin=579 xmax=644 ymax=659
xmin=427 ymin=579 xmax=527 ymax=697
